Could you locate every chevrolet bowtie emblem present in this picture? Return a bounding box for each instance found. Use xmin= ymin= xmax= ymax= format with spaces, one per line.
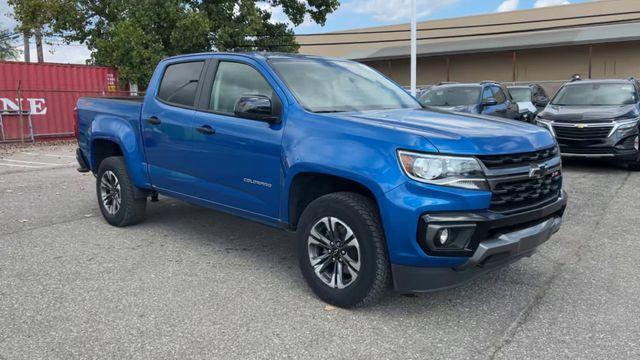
xmin=529 ymin=163 xmax=547 ymax=178
xmin=576 ymin=123 xmax=586 ymax=128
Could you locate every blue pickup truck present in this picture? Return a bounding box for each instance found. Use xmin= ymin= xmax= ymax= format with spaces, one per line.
xmin=76 ymin=52 xmax=567 ymax=308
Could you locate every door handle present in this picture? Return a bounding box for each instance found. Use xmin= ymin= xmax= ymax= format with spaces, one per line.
xmin=196 ymin=125 xmax=215 ymax=135
xmin=147 ymin=117 xmax=161 ymax=125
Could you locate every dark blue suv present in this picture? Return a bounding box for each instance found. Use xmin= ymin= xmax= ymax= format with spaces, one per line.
xmin=419 ymin=82 xmax=521 ymax=120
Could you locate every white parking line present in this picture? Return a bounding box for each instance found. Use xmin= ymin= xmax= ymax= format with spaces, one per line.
xmin=0 ymin=158 xmax=75 ymax=166
xmin=21 ymin=152 xmax=76 ymax=159
xmin=0 ymin=162 xmax=42 ymax=168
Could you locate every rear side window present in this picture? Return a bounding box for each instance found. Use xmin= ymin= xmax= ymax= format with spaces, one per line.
xmin=209 ymin=61 xmax=274 ymax=114
xmin=157 ymin=61 xmax=204 ymax=107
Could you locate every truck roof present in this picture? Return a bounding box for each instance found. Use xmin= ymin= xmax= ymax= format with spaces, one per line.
xmin=163 ymin=51 xmax=347 ymax=62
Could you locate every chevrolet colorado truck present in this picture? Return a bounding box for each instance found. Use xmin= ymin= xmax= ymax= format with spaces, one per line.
xmin=76 ymin=52 xmax=567 ymax=308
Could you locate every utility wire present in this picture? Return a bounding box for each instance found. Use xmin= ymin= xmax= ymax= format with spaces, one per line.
xmin=294 ymin=9 xmax=640 ymax=36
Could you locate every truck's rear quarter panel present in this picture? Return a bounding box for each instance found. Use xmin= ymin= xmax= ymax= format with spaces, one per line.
xmin=77 ymin=97 xmax=150 ymax=188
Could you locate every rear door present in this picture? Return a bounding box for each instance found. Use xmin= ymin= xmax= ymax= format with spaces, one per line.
xmin=188 ymin=57 xmax=285 ymax=219
xmin=141 ymin=60 xmax=205 ymax=193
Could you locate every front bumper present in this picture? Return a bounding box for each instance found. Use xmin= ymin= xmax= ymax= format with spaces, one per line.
xmin=557 ymin=127 xmax=639 ymax=160
xmin=391 ymin=192 xmax=566 ymax=292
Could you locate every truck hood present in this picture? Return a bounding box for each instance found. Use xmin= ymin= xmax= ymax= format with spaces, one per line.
xmin=334 ymin=108 xmax=556 ymax=155
xmin=538 ymin=104 xmax=639 ymax=123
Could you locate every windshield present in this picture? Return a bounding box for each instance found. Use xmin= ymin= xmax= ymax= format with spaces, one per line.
xmin=269 ymin=58 xmax=420 ymax=113
xmin=509 ymin=88 xmax=532 ymax=103
xmin=552 ymin=83 xmax=638 ymax=106
xmin=419 ymin=86 xmax=480 ymax=107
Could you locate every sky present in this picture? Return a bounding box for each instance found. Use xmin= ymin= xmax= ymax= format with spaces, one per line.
xmin=0 ymin=0 xmax=594 ymax=64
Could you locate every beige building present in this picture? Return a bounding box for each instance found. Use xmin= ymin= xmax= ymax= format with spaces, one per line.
xmin=297 ymin=0 xmax=640 ymax=93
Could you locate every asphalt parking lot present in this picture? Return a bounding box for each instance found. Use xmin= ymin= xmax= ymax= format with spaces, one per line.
xmin=1 ymin=142 xmax=639 ymax=359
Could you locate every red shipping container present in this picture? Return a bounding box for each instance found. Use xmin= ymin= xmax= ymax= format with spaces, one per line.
xmin=0 ymin=61 xmax=123 ymax=141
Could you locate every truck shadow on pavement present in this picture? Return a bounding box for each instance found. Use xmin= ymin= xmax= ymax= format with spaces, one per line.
xmin=132 ymin=196 xmax=551 ymax=312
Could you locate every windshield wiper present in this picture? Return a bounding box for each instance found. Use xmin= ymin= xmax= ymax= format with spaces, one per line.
xmin=314 ymin=110 xmax=347 ymax=113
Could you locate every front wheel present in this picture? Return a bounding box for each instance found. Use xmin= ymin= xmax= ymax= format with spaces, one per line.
xmin=297 ymin=192 xmax=390 ymax=308
xmin=96 ymin=156 xmax=147 ymax=227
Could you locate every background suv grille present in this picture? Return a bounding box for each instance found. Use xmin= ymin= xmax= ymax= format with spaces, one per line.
xmin=553 ymin=125 xmax=612 ymax=139
xmin=477 ymin=147 xmax=558 ymax=168
xmin=490 ymin=170 xmax=562 ymax=213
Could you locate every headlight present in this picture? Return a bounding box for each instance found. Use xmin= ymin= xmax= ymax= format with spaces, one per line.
xmin=535 ymin=117 xmax=556 ymax=137
xmin=614 ymin=118 xmax=639 ymax=132
xmin=397 ymin=150 xmax=488 ymax=190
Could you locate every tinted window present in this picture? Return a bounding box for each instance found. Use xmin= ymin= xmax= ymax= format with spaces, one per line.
xmin=492 ymin=86 xmax=507 ymax=103
xmin=270 ymin=58 xmax=420 ymax=113
xmin=420 ymin=86 xmax=480 ymax=106
xmin=157 ymin=61 xmax=204 ymax=107
xmin=210 ymin=62 xmax=274 ymax=114
xmin=552 ymin=83 xmax=637 ymax=106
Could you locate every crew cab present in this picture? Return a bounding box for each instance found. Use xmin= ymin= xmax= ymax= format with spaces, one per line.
xmin=419 ymin=82 xmax=521 ymax=120
xmin=76 ymin=53 xmax=567 ymax=308
xmin=535 ymin=78 xmax=640 ymax=169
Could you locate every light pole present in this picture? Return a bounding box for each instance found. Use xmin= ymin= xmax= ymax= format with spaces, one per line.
xmin=410 ymin=0 xmax=417 ymax=96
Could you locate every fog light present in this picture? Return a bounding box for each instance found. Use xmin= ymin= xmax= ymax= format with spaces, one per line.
xmin=438 ymin=229 xmax=450 ymax=245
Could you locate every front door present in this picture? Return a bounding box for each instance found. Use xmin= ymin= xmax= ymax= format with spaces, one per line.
xmin=189 ymin=59 xmax=285 ymax=219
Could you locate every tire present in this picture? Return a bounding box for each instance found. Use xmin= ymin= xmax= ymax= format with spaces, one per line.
xmin=96 ymin=156 xmax=147 ymax=227
xmin=297 ymin=192 xmax=390 ymax=308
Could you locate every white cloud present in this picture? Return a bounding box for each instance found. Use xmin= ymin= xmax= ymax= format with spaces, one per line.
xmin=496 ymin=0 xmax=519 ymax=12
xmin=533 ymin=0 xmax=571 ymax=8
xmin=347 ymin=0 xmax=460 ymax=23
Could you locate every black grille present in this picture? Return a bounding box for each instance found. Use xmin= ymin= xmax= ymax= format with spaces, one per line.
xmin=477 ymin=147 xmax=558 ymax=168
xmin=553 ymin=125 xmax=612 ymax=140
xmin=490 ymin=170 xmax=562 ymax=213
xmin=559 ymin=146 xmax=613 ymax=155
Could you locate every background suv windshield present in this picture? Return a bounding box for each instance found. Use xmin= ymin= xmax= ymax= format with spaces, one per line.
xmin=420 ymin=86 xmax=480 ymax=106
xmin=269 ymin=58 xmax=420 ymax=113
xmin=509 ymin=88 xmax=532 ymax=103
xmin=552 ymin=83 xmax=637 ymax=106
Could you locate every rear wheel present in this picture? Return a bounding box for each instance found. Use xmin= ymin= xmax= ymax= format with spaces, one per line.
xmin=297 ymin=192 xmax=390 ymax=308
xmin=96 ymin=156 xmax=147 ymax=227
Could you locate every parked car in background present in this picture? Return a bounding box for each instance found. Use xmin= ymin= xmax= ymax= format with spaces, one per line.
xmin=419 ymin=82 xmax=521 ymax=120
xmin=535 ymin=78 xmax=640 ymax=169
xmin=508 ymin=84 xmax=550 ymax=122
xmin=75 ymin=52 xmax=566 ymax=308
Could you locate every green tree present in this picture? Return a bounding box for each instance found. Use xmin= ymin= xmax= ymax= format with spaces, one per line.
xmin=0 ymin=29 xmax=19 ymax=60
xmin=37 ymin=0 xmax=339 ymax=86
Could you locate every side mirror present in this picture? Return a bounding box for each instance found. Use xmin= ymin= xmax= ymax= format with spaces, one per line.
xmin=234 ymin=95 xmax=279 ymax=123
xmin=534 ymin=97 xmax=549 ymax=107
xmin=482 ymin=98 xmax=498 ymax=107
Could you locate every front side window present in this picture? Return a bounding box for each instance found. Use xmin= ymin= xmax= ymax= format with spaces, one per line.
xmin=157 ymin=61 xmax=204 ymax=107
xmin=491 ymin=86 xmax=507 ymax=103
xmin=481 ymin=87 xmax=494 ymax=102
xmin=552 ymin=83 xmax=638 ymax=106
xmin=421 ymin=86 xmax=481 ymax=106
xmin=269 ymin=58 xmax=420 ymax=113
xmin=209 ymin=61 xmax=274 ymax=114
